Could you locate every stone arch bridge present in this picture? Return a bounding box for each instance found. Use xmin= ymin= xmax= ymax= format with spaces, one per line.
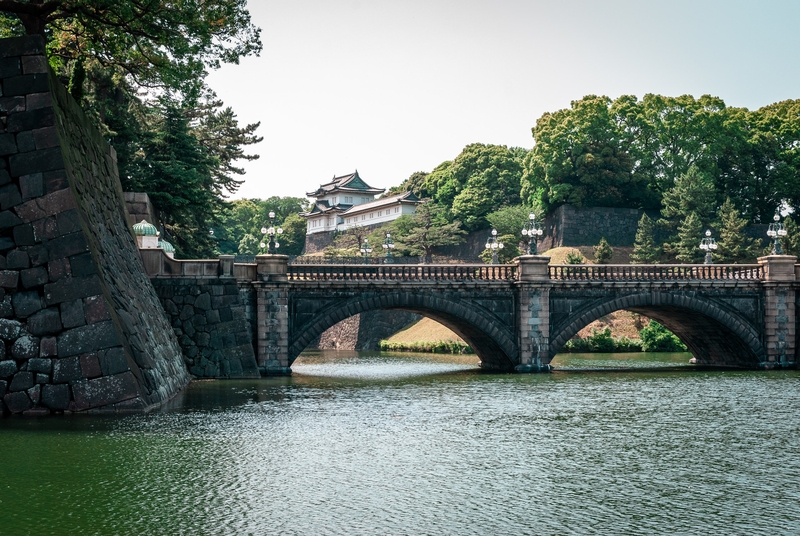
xmin=144 ymin=253 xmax=799 ymax=375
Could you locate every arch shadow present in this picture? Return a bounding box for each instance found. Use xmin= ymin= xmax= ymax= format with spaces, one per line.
xmin=549 ymin=292 xmax=765 ymax=368
xmin=289 ymin=291 xmax=518 ymax=371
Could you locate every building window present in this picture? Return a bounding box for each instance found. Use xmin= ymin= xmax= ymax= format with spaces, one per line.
xmin=378 ymin=211 xmax=382 ymax=217
xmin=362 ymin=215 xmax=365 ymax=221
xmin=395 ymin=207 xmax=399 ymax=213
xmin=370 ymin=213 xmax=373 ymax=219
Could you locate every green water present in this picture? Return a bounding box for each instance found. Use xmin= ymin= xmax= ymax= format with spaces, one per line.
xmin=1 ymin=351 xmax=798 ymax=535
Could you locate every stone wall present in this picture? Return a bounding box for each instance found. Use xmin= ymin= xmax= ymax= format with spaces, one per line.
xmin=0 ymin=35 xmax=189 ymax=414
xmin=151 ymin=277 xmax=259 ymax=378
xmin=124 ymin=192 xmax=156 ymax=228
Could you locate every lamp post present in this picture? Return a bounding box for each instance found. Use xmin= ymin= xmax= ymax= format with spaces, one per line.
xmin=360 ymin=238 xmax=373 ymax=264
xmin=767 ymin=214 xmax=787 ymax=255
xmin=382 ymin=232 xmax=395 ymax=264
xmin=484 ymin=228 xmax=504 ymax=264
xmin=260 ymin=211 xmax=283 ymax=254
xmin=699 ymin=229 xmax=717 ymax=264
xmin=521 ymin=212 xmax=543 ymax=255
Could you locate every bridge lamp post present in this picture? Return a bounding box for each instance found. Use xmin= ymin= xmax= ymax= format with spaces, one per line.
xmin=521 ymin=212 xmax=543 ymax=255
xmin=382 ymin=232 xmax=395 ymax=264
xmin=260 ymin=211 xmax=283 ymax=254
xmin=485 ymin=229 xmax=504 ymax=264
xmin=699 ymin=229 xmax=717 ymax=264
xmin=767 ymin=214 xmax=787 ymax=255
xmin=360 ymin=238 xmax=373 ymax=264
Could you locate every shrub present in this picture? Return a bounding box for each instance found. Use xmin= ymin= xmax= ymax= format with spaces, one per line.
xmin=563 ymin=328 xmax=643 ymax=353
xmin=379 ymin=340 xmax=474 ymax=354
xmin=639 ymin=320 xmax=687 ymax=352
xmin=594 ymin=237 xmax=613 ymax=264
xmin=565 ymin=249 xmax=584 ymax=264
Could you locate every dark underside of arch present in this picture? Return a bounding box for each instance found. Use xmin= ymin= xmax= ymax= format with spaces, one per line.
xmin=550 ymin=297 xmax=765 ymax=368
xmin=289 ymin=295 xmax=518 ymax=371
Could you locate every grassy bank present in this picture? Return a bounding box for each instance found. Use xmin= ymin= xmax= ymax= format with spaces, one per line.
xmin=381 ymin=317 xmax=473 ymax=354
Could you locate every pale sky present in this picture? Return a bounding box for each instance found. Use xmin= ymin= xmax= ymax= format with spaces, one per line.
xmin=205 ymin=0 xmax=800 ymax=201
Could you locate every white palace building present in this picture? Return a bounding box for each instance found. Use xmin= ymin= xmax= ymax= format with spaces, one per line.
xmin=300 ymin=171 xmax=420 ymax=235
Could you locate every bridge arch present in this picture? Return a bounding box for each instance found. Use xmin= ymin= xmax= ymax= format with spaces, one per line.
xmin=289 ymin=291 xmax=518 ymax=371
xmin=549 ymin=291 xmax=766 ymax=367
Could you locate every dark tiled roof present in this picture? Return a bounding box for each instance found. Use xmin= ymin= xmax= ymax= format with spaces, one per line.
xmin=306 ymin=170 xmax=385 ymax=197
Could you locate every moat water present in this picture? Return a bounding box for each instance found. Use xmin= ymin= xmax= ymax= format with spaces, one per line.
xmin=2 ymin=351 xmax=799 ymax=535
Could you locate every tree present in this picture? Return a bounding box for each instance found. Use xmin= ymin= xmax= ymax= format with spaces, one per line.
xmin=1 ymin=0 xmax=262 ymax=98
xmin=479 ymin=233 xmax=517 ymax=264
xmin=668 ymin=212 xmax=704 ymax=263
xmin=393 ymin=201 xmax=466 ymax=261
xmin=279 ymin=213 xmax=308 ymax=256
xmin=237 ymin=233 xmax=259 ymax=255
xmin=594 ymin=237 xmax=613 ymax=264
xmin=631 ymin=213 xmax=660 ymax=264
xmin=639 ymin=321 xmax=687 ymax=352
xmin=715 ymin=198 xmax=761 ymax=263
xmin=780 ymin=216 xmax=800 ymax=256
xmin=425 ymin=144 xmax=526 ymax=231
xmin=565 ymin=250 xmax=584 ymax=264
xmin=522 ymin=95 xmax=659 ymax=212
xmin=660 ymin=165 xmax=718 ymax=224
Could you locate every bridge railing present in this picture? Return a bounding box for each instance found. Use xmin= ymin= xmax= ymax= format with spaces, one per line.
xmin=548 ymin=264 xmax=764 ymax=281
xmin=287 ymin=263 xmax=517 ymax=282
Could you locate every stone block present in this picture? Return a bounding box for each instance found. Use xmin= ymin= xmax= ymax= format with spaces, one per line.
xmin=69 ymin=252 xmax=96 ymax=277
xmin=0 ymin=57 xmax=20 ymax=78
xmin=11 ymin=335 xmax=39 ymax=360
xmin=9 ymin=371 xmax=34 ymax=391
xmin=0 ymin=237 xmax=14 ymax=251
xmin=52 ymin=356 xmax=81 ymax=383
xmin=45 ymin=231 xmax=88 ymax=261
xmin=99 ymin=347 xmax=128 ymax=376
xmin=60 ymin=299 xmax=85 ymax=328
xmin=26 ymin=92 xmax=51 ymax=110
xmin=11 ymin=290 xmax=42 ymax=317
xmin=71 ymin=371 xmax=140 ymax=411
xmin=0 ymin=318 xmax=24 ymax=340
xmin=44 ymin=274 xmax=102 ymax=305
xmin=19 ymin=172 xmax=43 ymax=199
xmin=16 ymin=130 xmax=35 ymax=153
xmin=39 ymin=336 xmax=56 ymax=357
xmin=0 ymin=132 xmax=17 ymax=156
xmin=21 ymin=55 xmax=48 ymax=74
xmin=13 ymin=222 xmax=35 ymax=245
xmin=42 ymin=383 xmax=70 ymax=410
xmin=0 ymin=183 xmax=22 ymax=210
xmin=43 ymin=169 xmax=68 ymax=193
xmin=0 ymin=35 xmax=45 ymax=58
xmin=0 ymin=270 xmax=18 ymax=288
xmin=0 ymin=96 xmax=25 ymax=115
xmin=83 ymin=295 xmax=110 ymax=324
xmin=28 ymin=357 xmax=51 ymax=374
xmin=48 ymin=257 xmax=71 ymax=281
xmin=0 ymin=359 xmax=17 ymax=378
xmin=6 ymin=248 xmax=30 ymax=269
xmin=79 ymin=353 xmax=102 ymax=378
xmin=56 ymin=209 xmax=82 ymax=235
xmin=14 ymin=186 xmax=75 ymax=222
xmin=20 ymin=266 xmax=48 ymax=289
xmin=195 ymin=293 xmax=211 ymax=311
xmin=57 ymin=321 xmax=121 ymax=358
xmin=27 ymin=306 xmax=62 ymax=335
xmin=4 ymin=390 xmax=32 ymax=413
xmin=27 ymin=383 xmax=41 ymax=404
xmin=2 ymin=73 xmax=50 ymax=97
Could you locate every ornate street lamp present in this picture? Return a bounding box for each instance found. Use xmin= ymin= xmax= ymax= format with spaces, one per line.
xmin=484 ymin=228 xmax=504 ymax=264
xmin=360 ymin=238 xmax=373 ymax=264
xmin=260 ymin=211 xmax=283 ymax=254
xmin=767 ymin=214 xmax=787 ymax=255
xmin=699 ymin=229 xmax=717 ymax=264
xmin=521 ymin=212 xmax=543 ymax=255
xmin=382 ymin=232 xmax=395 ymax=264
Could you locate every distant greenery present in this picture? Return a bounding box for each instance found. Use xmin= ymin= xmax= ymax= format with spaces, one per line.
xmin=379 ymin=340 xmax=473 ymax=354
xmin=563 ymin=328 xmax=642 ymax=353
xmin=638 ymin=321 xmax=688 ymax=352
xmin=215 ymin=197 xmax=308 ymax=256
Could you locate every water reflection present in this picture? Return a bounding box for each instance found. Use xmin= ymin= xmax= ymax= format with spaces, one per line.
xmin=1 ymin=350 xmax=799 ymax=535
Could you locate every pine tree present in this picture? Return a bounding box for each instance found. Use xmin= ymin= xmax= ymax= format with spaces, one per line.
xmin=631 ymin=213 xmax=660 ymax=264
xmin=715 ymin=198 xmax=761 ymax=263
xmin=669 ymin=212 xmax=704 ymax=263
xmin=565 ymin=250 xmax=585 ymax=264
xmin=594 ymin=237 xmax=613 ymax=264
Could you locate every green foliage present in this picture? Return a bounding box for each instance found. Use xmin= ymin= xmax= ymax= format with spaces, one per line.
xmin=3 ymin=0 xmax=262 ymax=98
xmin=563 ymin=328 xmax=643 ymax=353
xmin=424 ymin=144 xmax=526 ymax=231
xmin=387 ymin=171 xmax=430 ymax=198
xmin=631 ymin=213 xmax=660 ymax=264
xmin=379 ymin=340 xmax=473 ymax=354
xmin=594 ymin=237 xmax=613 ymax=264
xmin=565 ymin=250 xmax=585 ymax=264
xmin=325 ymin=225 xmax=370 ymax=257
xmin=668 ymin=212 xmax=705 ymax=264
xmin=237 ymin=233 xmax=259 ymax=255
xmin=279 ymin=213 xmax=308 ymax=255
xmin=392 ymin=201 xmax=466 ymax=260
xmin=715 ymin=198 xmax=761 ymax=263
xmin=781 ymin=216 xmax=800 ymax=256
xmin=479 ymin=233 xmax=518 ymax=264
xmin=639 ymin=321 xmax=687 ymax=352
xmin=660 ymin=165 xmax=718 ymax=227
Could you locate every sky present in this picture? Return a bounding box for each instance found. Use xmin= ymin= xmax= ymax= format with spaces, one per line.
xmin=205 ymin=0 xmax=800 ymax=201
